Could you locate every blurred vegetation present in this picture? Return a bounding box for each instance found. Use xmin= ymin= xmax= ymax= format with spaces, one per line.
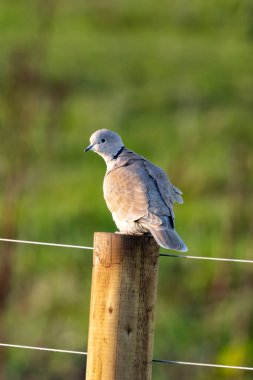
xmin=0 ymin=0 xmax=253 ymax=379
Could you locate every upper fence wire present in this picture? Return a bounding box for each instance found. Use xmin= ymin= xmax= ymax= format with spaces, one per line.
xmin=1 ymin=237 xmax=252 ymax=264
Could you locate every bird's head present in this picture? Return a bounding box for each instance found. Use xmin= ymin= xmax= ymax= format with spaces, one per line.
xmin=84 ymin=129 xmax=124 ymax=161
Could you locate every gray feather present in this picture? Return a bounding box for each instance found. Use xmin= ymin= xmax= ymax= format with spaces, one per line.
xmin=148 ymin=225 xmax=187 ymax=252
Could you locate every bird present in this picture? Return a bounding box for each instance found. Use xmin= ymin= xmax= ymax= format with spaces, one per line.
xmin=84 ymin=129 xmax=187 ymax=252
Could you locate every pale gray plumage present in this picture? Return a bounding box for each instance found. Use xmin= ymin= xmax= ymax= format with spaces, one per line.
xmin=84 ymin=129 xmax=187 ymax=252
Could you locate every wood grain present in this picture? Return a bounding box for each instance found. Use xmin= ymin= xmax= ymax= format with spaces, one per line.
xmin=85 ymin=232 xmax=159 ymax=380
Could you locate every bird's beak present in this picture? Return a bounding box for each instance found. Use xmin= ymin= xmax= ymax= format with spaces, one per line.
xmin=84 ymin=144 xmax=94 ymax=152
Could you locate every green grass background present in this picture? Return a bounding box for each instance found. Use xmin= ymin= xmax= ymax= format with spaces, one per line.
xmin=0 ymin=0 xmax=253 ymax=379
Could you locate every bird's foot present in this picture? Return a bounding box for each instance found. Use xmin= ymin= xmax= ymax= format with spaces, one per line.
xmin=115 ymin=231 xmax=151 ymax=236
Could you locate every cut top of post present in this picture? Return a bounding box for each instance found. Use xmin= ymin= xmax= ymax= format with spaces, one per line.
xmin=93 ymin=232 xmax=160 ymax=266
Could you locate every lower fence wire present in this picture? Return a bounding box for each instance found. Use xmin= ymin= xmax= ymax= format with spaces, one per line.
xmin=0 ymin=343 xmax=86 ymax=356
xmin=152 ymin=358 xmax=253 ymax=371
xmin=0 ymin=343 xmax=252 ymax=371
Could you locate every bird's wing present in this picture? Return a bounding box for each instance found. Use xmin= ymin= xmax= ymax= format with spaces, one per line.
xmin=103 ymin=162 xmax=150 ymax=222
xmin=104 ymin=155 xmax=180 ymax=229
xmin=144 ymin=160 xmax=183 ymax=207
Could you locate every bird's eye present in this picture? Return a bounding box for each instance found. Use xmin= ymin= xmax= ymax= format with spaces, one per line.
xmin=101 ymin=138 xmax=106 ymax=143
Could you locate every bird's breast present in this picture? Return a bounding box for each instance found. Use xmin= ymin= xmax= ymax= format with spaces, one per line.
xmin=103 ymin=165 xmax=149 ymax=222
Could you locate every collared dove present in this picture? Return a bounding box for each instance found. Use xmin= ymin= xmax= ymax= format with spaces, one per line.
xmin=84 ymin=129 xmax=187 ymax=252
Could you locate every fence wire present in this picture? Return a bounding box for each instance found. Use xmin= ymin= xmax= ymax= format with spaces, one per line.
xmin=1 ymin=236 xmax=253 ymax=373
xmin=152 ymin=358 xmax=253 ymax=371
xmin=160 ymin=252 xmax=253 ymax=264
xmin=0 ymin=238 xmax=93 ymax=251
xmin=1 ymin=237 xmax=253 ymax=264
xmin=0 ymin=343 xmax=86 ymax=356
xmin=0 ymin=343 xmax=252 ymax=371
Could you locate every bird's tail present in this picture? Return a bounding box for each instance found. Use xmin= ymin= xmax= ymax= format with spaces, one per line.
xmin=149 ymin=225 xmax=188 ymax=252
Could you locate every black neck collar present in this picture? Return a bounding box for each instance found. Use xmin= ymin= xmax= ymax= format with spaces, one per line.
xmin=112 ymin=146 xmax=125 ymax=160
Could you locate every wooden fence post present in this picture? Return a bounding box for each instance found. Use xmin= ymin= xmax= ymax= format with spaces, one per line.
xmin=85 ymin=232 xmax=160 ymax=380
